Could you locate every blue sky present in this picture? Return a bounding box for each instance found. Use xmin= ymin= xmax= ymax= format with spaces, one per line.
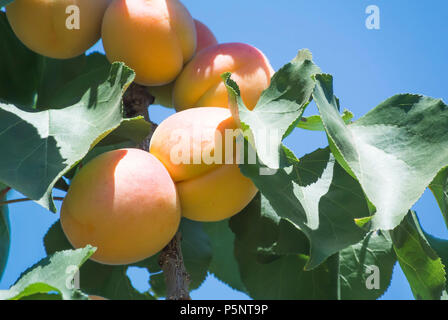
xmin=1 ymin=0 xmax=448 ymax=300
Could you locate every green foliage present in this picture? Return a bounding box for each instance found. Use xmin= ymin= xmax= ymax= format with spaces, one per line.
xmin=203 ymin=220 xmax=247 ymax=293
xmin=430 ymin=167 xmax=448 ymax=228
xmin=0 ymin=1 xmax=14 ymax=8
xmin=239 ymin=147 xmax=370 ymax=269
xmin=223 ymin=49 xmax=321 ymax=169
xmin=339 ymin=231 xmax=396 ymax=300
xmin=1 ymin=6 xmax=447 ymax=299
xmin=0 ymin=246 xmax=95 ymax=300
xmin=44 ymin=221 xmax=154 ymax=300
xmin=0 ymin=11 xmax=43 ymax=107
xmin=230 ymin=194 xmax=338 ymax=299
xmin=0 ymin=63 xmax=137 ymax=212
xmin=391 ymin=212 xmax=446 ymax=300
xmin=297 ymin=109 xmax=354 ymax=131
xmin=314 ymin=74 xmax=448 ymax=230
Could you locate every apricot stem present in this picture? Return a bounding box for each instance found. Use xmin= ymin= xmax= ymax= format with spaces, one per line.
xmin=0 ymin=197 xmax=64 ymax=206
xmin=123 ymin=83 xmax=191 ymax=300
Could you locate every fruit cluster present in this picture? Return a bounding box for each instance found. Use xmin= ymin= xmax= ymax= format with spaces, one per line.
xmin=6 ymin=0 xmax=274 ymax=265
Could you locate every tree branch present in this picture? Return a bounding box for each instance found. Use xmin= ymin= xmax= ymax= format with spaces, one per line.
xmin=0 ymin=196 xmax=64 ymax=206
xmin=123 ymin=83 xmax=191 ymax=300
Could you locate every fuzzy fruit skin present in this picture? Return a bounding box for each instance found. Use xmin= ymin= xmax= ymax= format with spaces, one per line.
xmin=149 ymin=19 xmax=218 ymax=108
xmin=194 ymin=19 xmax=218 ymax=54
xmin=60 ymin=149 xmax=181 ymax=265
xmin=173 ymin=43 xmax=274 ymax=112
xmin=6 ymin=0 xmax=110 ymax=59
xmin=89 ymin=295 xmax=108 ymax=300
xmin=101 ymin=0 xmax=196 ymax=86
xmin=150 ymin=107 xmax=258 ymax=222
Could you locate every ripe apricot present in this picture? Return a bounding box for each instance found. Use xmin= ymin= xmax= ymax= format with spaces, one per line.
xmin=88 ymin=295 xmax=108 ymax=300
xmin=60 ymin=149 xmax=181 ymax=265
xmin=150 ymin=107 xmax=258 ymax=222
xmin=194 ymin=19 xmax=218 ymax=54
xmin=6 ymin=0 xmax=110 ymax=59
xmin=149 ymin=18 xmax=218 ymax=108
xmin=173 ymin=43 xmax=274 ymax=112
xmin=101 ymin=0 xmax=196 ymax=86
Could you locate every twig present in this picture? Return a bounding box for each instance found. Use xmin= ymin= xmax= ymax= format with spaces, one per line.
xmin=0 ymin=196 xmax=65 ymax=206
xmin=123 ymin=83 xmax=191 ymax=300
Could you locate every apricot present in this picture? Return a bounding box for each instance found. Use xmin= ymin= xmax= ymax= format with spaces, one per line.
xmin=173 ymin=43 xmax=275 ymax=112
xmin=6 ymin=0 xmax=110 ymax=59
xmin=88 ymin=295 xmax=108 ymax=300
xmin=150 ymin=107 xmax=258 ymax=222
xmin=101 ymin=0 xmax=197 ymax=86
xmin=149 ymin=19 xmax=218 ymax=108
xmin=194 ymin=19 xmax=218 ymax=54
xmin=60 ymin=149 xmax=181 ymax=265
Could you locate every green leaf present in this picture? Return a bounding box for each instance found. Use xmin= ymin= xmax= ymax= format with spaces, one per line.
xmin=0 ymin=62 xmax=135 ymax=212
xmin=429 ymin=167 xmax=448 ymax=228
xmin=223 ymin=49 xmax=321 ymax=169
xmin=35 ymin=53 xmax=110 ymax=110
xmin=180 ymin=219 xmax=212 ymax=290
xmin=297 ymin=110 xmax=354 ymax=131
xmin=314 ymin=74 xmax=448 ymax=230
xmin=95 ymin=117 xmax=152 ymax=147
xmin=391 ymin=211 xmax=446 ymax=300
xmin=44 ymin=221 xmax=154 ymax=300
xmin=424 ymin=232 xmax=448 ymax=290
xmin=0 ymin=1 xmax=14 ymax=8
xmin=239 ymin=147 xmax=369 ymax=269
xmin=230 ymin=194 xmax=338 ymax=299
xmin=339 ymin=231 xmax=396 ymax=300
xmin=235 ymin=246 xmax=338 ymax=300
xmin=0 ymin=246 xmax=95 ymax=300
xmin=203 ymin=220 xmax=247 ymax=293
xmin=0 ymin=11 xmax=43 ymax=107
xmin=0 ymin=183 xmax=10 ymax=280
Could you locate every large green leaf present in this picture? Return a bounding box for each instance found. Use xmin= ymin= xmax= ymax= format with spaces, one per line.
xmin=0 ymin=11 xmax=43 ymax=107
xmin=297 ymin=110 xmax=353 ymax=131
xmin=339 ymin=231 xmax=396 ymax=300
xmin=314 ymin=74 xmax=448 ymax=230
xmin=44 ymin=221 xmax=154 ymax=300
xmin=0 ymin=246 xmax=95 ymax=300
xmin=424 ymin=232 xmax=448 ymax=290
xmin=0 ymin=183 xmax=10 ymax=280
xmin=391 ymin=211 xmax=446 ymax=300
xmin=230 ymin=194 xmax=338 ymax=299
xmin=429 ymin=167 xmax=448 ymax=228
xmin=223 ymin=49 xmax=321 ymax=169
xmin=239 ymin=147 xmax=369 ymax=269
xmin=0 ymin=1 xmax=14 ymax=8
xmin=179 ymin=219 xmax=212 ymax=290
xmin=202 ymin=220 xmax=247 ymax=293
xmin=0 ymin=62 xmax=135 ymax=212
xmin=35 ymin=53 xmax=110 ymax=110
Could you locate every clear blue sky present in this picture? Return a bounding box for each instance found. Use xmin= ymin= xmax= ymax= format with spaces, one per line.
xmin=1 ymin=0 xmax=448 ymax=300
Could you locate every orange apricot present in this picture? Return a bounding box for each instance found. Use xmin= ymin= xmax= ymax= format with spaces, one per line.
xmin=172 ymin=43 xmax=274 ymax=112
xmin=60 ymin=149 xmax=181 ymax=265
xmin=150 ymin=107 xmax=258 ymax=222
xmin=149 ymin=18 xmax=218 ymax=108
xmin=101 ymin=0 xmax=196 ymax=86
xmin=6 ymin=0 xmax=110 ymax=59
